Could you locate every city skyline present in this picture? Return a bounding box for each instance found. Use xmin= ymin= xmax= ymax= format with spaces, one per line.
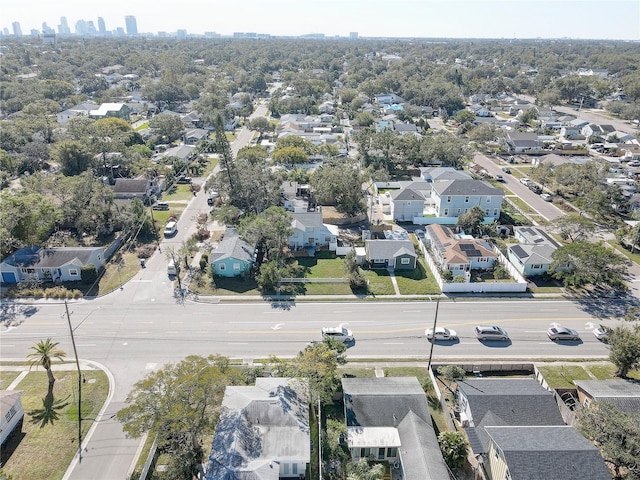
xmin=2 ymin=0 xmax=640 ymax=40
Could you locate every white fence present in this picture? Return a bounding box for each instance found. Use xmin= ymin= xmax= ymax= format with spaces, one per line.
xmin=418 ymin=238 xmax=527 ymax=293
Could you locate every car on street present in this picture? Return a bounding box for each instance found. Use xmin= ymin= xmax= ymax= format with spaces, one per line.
xmin=425 ymin=327 xmax=458 ymax=341
xmin=414 ymin=229 xmax=426 ymax=241
xmin=163 ymin=221 xmax=178 ymax=237
xmin=152 ymin=202 xmax=170 ymax=211
xmin=593 ymin=325 xmax=611 ymax=342
xmin=528 ymin=183 xmax=543 ymax=194
xmin=495 ymin=174 xmax=505 ymax=182
xmin=540 ymin=193 xmax=552 ymax=202
xmin=475 ymin=325 xmax=509 ymax=341
xmin=177 ymin=175 xmax=192 ymax=184
xmin=627 ymin=161 xmax=640 ymax=167
xmin=321 ymin=326 xmax=354 ymax=343
xmin=520 ymin=177 xmax=531 ymax=186
xmin=501 ymin=167 xmax=511 ymax=174
xmin=547 ymin=326 xmax=580 ymax=341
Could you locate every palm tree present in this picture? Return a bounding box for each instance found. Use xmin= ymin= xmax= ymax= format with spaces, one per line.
xmin=27 ymin=338 xmax=66 ymax=385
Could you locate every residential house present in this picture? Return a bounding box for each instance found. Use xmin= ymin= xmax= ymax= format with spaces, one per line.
xmin=111 ymin=177 xmax=154 ymax=201
xmin=0 ymin=246 xmax=105 ymax=284
xmin=425 ymin=224 xmax=497 ymax=276
xmin=389 ymin=188 xmax=427 ymax=221
xmin=0 ymin=390 xmax=24 ymax=445
xmin=89 ymin=103 xmax=131 ymax=121
xmin=155 ymin=144 xmax=197 ymax=163
xmin=205 ymin=378 xmax=310 ymax=480
xmin=420 ymin=167 xmax=472 ymax=183
xmin=342 ymin=377 xmax=450 ymax=480
xmin=431 ymin=179 xmax=504 ymax=221
xmin=581 ymin=123 xmax=615 ymax=139
xmin=455 ymin=378 xmax=565 ymax=457
xmin=469 ymin=104 xmax=491 ymax=117
xmin=288 ymin=209 xmax=338 ymax=252
xmin=209 ymin=228 xmax=255 ymax=277
xmin=504 ymin=131 xmax=542 ymax=153
xmin=364 ymin=239 xmax=417 ymax=270
xmin=393 ymin=122 xmax=420 ymax=136
xmin=375 ymin=94 xmax=405 ymax=105
xmin=608 ymin=131 xmax=636 ymax=143
xmin=56 ymin=101 xmax=98 ymax=125
xmin=180 ymin=111 xmax=202 ymax=128
xmin=574 ymin=379 xmax=640 ymax=413
xmin=485 ymin=426 xmax=611 ymax=480
xmin=507 ymin=226 xmax=563 ymax=277
xmin=182 ymin=128 xmax=209 ymax=145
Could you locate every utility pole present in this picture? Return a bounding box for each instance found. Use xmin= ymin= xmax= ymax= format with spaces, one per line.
xmin=64 ymin=301 xmax=83 ymax=463
xmin=149 ymin=205 xmax=161 ymax=252
xmin=427 ymin=298 xmax=440 ymax=370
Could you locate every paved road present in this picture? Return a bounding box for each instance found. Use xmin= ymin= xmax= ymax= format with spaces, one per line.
xmin=472 ymin=152 xmax=565 ymax=222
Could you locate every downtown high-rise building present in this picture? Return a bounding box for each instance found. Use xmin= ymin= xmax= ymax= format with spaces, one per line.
xmin=97 ymin=17 xmax=106 ymax=35
xmin=124 ymin=15 xmax=138 ymax=35
xmin=58 ymin=16 xmax=71 ymax=35
xmin=12 ymin=21 xmax=22 ymax=36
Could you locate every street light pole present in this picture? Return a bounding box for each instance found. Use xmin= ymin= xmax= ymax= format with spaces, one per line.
xmin=427 ymin=298 xmax=440 ymax=370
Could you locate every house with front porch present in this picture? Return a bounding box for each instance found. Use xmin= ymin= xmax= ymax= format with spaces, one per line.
xmin=182 ymin=128 xmax=209 ymax=145
xmin=0 ymin=246 xmax=105 ymax=284
xmin=424 ymin=224 xmax=497 ymax=276
xmin=342 ymin=377 xmax=449 ymax=480
xmin=287 ymin=209 xmax=338 ymax=253
xmin=431 ymin=179 xmax=503 ymax=222
xmin=206 ymin=378 xmax=309 ymax=480
xmin=364 ymin=239 xmax=417 ymax=270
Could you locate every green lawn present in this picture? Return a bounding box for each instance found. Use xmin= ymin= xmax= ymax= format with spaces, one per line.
xmin=94 ymin=251 xmax=145 ymax=295
xmin=536 ymin=365 xmax=593 ymax=388
xmin=360 ymin=269 xmax=395 ymax=295
xmin=1 ymin=370 xmax=109 ymax=480
xmin=339 ymin=367 xmax=378 ymax=378
xmin=0 ymin=370 xmax=21 ymax=389
xmin=395 ymin=259 xmax=441 ymax=295
xmin=163 ymin=184 xmax=195 ymax=201
xmin=296 ymin=252 xmax=347 ymax=279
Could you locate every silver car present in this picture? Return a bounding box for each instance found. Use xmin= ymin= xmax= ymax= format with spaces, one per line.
xmin=425 ymin=327 xmax=458 ymax=341
xmin=475 ymin=325 xmax=509 ymax=341
xmin=322 ymin=326 xmax=354 ymax=343
xmin=547 ymin=326 xmax=580 ymax=341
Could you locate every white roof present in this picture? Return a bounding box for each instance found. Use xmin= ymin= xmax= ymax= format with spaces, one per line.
xmin=347 ymin=426 xmax=401 ymax=448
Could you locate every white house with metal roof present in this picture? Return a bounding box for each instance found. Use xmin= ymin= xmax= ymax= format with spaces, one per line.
xmin=206 ymin=378 xmax=310 ymax=480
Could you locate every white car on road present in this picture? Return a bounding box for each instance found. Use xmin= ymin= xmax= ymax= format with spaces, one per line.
xmin=425 ymin=327 xmax=458 ymax=341
xmin=322 ymin=326 xmax=354 ymax=343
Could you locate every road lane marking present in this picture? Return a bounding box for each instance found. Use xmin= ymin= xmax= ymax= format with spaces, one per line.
xmin=384 ymin=342 xmax=404 ymax=345
xmin=228 ymin=342 xmax=249 ymax=345
xmin=77 ymin=344 xmax=96 ymax=347
xmin=135 ymin=331 xmax=149 ymax=334
xmin=170 ymin=321 xmax=184 ymax=324
xmin=165 ymin=331 xmax=179 ymax=334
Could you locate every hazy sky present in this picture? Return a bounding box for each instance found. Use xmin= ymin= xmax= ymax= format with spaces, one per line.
xmin=3 ymin=0 xmax=640 ymax=40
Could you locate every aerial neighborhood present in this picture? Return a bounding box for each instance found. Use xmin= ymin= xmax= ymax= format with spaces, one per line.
xmin=1 ymin=30 xmax=640 ymax=480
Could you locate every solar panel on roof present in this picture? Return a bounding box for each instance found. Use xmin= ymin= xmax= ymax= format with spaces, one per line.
xmin=511 ymin=245 xmax=528 ymax=259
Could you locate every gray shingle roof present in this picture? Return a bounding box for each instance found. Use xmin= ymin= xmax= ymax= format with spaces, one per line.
xmin=2 ymin=246 xmax=103 ymax=269
xmin=485 ymin=426 xmax=611 ymax=480
xmin=575 ymin=379 xmax=640 ymax=413
xmin=458 ymin=379 xmax=565 ymax=454
xmin=209 ymin=228 xmax=255 ymax=264
xmin=342 ymin=378 xmax=449 ymax=480
xmin=389 ymin=188 xmax=426 ymax=201
xmin=365 ymin=240 xmax=416 ymax=260
xmin=432 ymin=179 xmax=503 ymax=197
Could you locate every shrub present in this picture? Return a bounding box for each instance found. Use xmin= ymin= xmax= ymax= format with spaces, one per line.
xmin=136 ymin=244 xmax=156 ymax=258
xmin=81 ymin=264 xmax=98 ymax=284
xmin=193 ymin=229 xmax=210 ymax=241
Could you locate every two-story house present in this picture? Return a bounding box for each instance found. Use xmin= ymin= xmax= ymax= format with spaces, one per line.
xmin=288 ymin=209 xmax=338 ymax=253
xmin=431 ymin=179 xmax=504 ymax=222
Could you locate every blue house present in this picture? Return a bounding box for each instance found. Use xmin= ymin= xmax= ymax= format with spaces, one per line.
xmin=209 ymin=228 xmax=255 ymax=277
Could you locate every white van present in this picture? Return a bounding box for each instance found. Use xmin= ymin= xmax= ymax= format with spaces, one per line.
xmin=163 ymin=221 xmax=178 ymax=237
xmin=167 ymin=260 xmax=177 ymax=276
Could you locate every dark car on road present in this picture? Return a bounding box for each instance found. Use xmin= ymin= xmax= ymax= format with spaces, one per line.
xmin=177 ymin=175 xmax=192 ymax=184
xmin=152 ymin=202 xmax=170 ymax=211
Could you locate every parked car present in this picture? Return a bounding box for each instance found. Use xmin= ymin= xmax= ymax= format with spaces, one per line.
xmin=425 ymin=327 xmax=458 ymax=341
xmin=528 ymin=183 xmax=543 ymax=194
xmin=540 ymin=193 xmax=552 ymax=202
xmin=475 ymin=325 xmax=509 ymax=341
xmin=627 ymin=161 xmax=640 ymax=167
xmin=414 ymin=229 xmax=426 ymax=241
xmin=177 ymin=175 xmax=192 ymax=184
xmin=322 ymin=326 xmax=354 ymax=343
xmin=547 ymin=326 xmax=580 ymax=341
xmin=163 ymin=221 xmax=178 ymax=237
xmin=152 ymin=201 xmax=170 ymax=211
xmin=495 ymin=174 xmax=505 ymax=182
xmin=593 ymin=325 xmax=611 ymax=342
xmin=520 ymin=177 xmax=531 ymax=186
xmin=501 ymin=167 xmax=511 ymax=174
